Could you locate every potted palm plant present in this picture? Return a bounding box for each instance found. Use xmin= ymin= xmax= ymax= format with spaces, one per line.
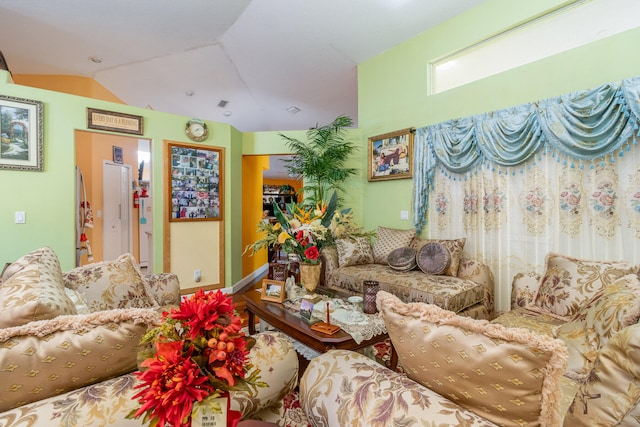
xmin=279 ymin=115 xmax=358 ymax=206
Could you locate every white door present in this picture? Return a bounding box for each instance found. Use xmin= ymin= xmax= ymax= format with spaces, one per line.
xmin=103 ymin=162 xmax=132 ymax=261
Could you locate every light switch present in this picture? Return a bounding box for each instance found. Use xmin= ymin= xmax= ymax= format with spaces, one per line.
xmin=15 ymin=211 xmax=26 ymax=224
xmin=400 ymin=210 xmax=409 ymax=220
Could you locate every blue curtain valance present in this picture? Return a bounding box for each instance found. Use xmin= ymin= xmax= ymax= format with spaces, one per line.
xmin=414 ymin=76 xmax=640 ymax=232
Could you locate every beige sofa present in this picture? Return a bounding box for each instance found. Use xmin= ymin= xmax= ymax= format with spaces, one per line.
xmin=0 ymin=247 xmax=299 ymax=426
xmin=322 ymin=227 xmax=495 ymax=319
xmin=301 ymin=252 xmax=640 ymax=426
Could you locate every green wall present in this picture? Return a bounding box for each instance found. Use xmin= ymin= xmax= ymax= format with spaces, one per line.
xmin=4 ymin=0 xmax=640 ymax=283
xmin=0 ymin=71 xmax=244 ymax=286
xmin=356 ymin=0 xmax=640 ymax=234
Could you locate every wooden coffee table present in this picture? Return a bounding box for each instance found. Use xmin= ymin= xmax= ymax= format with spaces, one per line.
xmin=242 ymin=289 xmax=397 ymax=371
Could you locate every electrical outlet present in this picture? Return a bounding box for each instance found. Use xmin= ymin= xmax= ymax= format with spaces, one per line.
xmin=194 ymin=269 xmax=201 ymax=282
xmin=400 ymin=210 xmax=409 ymax=220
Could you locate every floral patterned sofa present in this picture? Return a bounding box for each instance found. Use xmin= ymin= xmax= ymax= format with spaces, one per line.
xmin=0 ymin=247 xmax=299 ymax=426
xmin=301 ymin=252 xmax=640 ymax=426
xmin=322 ymin=227 xmax=495 ymax=320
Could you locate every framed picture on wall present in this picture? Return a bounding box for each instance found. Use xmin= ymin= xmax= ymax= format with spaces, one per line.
xmin=0 ymin=94 xmax=44 ymax=171
xmin=112 ymin=146 xmax=123 ymax=164
xmin=168 ymin=142 xmax=224 ymax=221
xmin=367 ymin=127 xmax=414 ymax=182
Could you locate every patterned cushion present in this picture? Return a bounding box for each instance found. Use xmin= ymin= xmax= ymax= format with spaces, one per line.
xmin=416 ymin=241 xmax=451 ymax=274
xmin=335 ymin=237 xmax=374 ymax=267
xmin=300 ymin=349 xmax=495 ymax=427
xmin=63 ymin=253 xmax=158 ymax=311
xmin=564 ymin=322 xmax=640 ymax=426
xmin=0 ymin=247 xmax=76 ymax=328
xmin=0 ymin=307 xmax=160 ymax=412
xmin=412 ymin=237 xmax=466 ymax=276
xmin=378 ymin=291 xmax=568 ymax=427
xmin=372 ymin=227 xmax=416 ymax=265
xmin=386 ymin=246 xmax=417 ymax=271
xmin=334 ymin=264 xmax=485 ymax=313
xmin=533 ymin=252 xmax=639 ymax=318
xmin=553 ymin=274 xmax=640 ymax=381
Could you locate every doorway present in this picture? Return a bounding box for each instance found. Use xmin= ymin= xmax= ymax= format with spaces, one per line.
xmin=75 ymin=130 xmax=152 ymax=268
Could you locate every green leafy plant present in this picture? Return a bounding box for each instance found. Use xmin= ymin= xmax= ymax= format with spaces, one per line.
xmin=280 ymin=115 xmax=358 ymax=205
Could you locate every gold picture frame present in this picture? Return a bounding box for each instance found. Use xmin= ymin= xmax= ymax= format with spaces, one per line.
xmin=368 ymin=128 xmax=414 ymax=181
xmin=260 ymin=279 xmax=286 ymax=303
xmin=168 ymin=142 xmax=223 ymax=221
xmin=87 ymin=108 xmax=143 ymax=135
xmin=0 ymin=95 xmax=44 ymax=171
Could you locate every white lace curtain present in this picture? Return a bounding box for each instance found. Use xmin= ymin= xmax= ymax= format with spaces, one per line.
xmin=414 ymin=77 xmax=640 ymax=313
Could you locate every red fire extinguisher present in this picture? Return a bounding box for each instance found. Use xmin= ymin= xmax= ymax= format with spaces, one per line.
xmin=133 ymin=190 xmax=140 ymax=209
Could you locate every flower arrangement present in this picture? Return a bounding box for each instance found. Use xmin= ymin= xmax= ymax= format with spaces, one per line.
xmin=129 ymin=289 xmax=264 ymax=427
xmin=245 ymin=192 xmax=338 ymax=265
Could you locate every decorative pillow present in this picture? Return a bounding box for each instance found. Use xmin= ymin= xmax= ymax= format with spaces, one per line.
xmin=64 ymin=287 xmax=92 ymax=315
xmin=0 ymin=247 xmax=76 ymax=328
xmin=0 ymin=307 xmax=160 ymax=412
xmin=335 ymin=237 xmax=374 ymax=268
xmin=564 ymin=322 xmax=640 ymax=426
xmin=553 ymin=274 xmax=640 ymax=381
xmin=63 ymin=253 xmax=158 ymax=311
xmin=533 ymin=252 xmax=639 ymax=318
xmin=412 ymin=237 xmax=466 ymax=276
xmin=386 ymin=246 xmax=417 ymax=271
xmin=372 ymin=227 xmax=416 ymax=265
xmin=377 ymin=290 xmax=568 ymax=427
xmin=416 ymin=242 xmax=451 ymax=275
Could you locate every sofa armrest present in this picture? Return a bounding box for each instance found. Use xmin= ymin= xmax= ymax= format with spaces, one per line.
xmin=0 ymin=308 xmax=160 ymax=412
xmin=320 ymin=246 xmax=340 ymax=288
xmin=511 ymin=271 xmax=541 ymax=309
xmin=229 ymin=331 xmax=298 ymax=419
xmin=300 ymin=349 xmax=496 ymax=426
xmin=458 ymin=258 xmax=495 ymax=319
xmin=144 ymin=273 xmax=181 ymax=307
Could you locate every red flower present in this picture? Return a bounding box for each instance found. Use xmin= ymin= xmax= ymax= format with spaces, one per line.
xmin=207 ymin=335 xmax=250 ymax=386
xmin=131 ymin=290 xmax=262 ymax=426
xmin=133 ymin=342 xmax=213 ymax=427
xmin=171 ymin=289 xmax=236 ymax=340
xmin=304 ymin=246 xmax=319 ymax=260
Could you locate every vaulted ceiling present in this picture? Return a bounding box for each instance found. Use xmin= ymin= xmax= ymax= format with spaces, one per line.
xmin=0 ymin=0 xmax=484 ymax=132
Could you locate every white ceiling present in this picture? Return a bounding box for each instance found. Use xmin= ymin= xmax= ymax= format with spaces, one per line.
xmin=0 ymin=0 xmax=485 ymax=132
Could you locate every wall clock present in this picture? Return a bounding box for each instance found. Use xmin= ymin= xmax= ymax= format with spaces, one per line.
xmin=185 ymin=118 xmax=209 ymax=142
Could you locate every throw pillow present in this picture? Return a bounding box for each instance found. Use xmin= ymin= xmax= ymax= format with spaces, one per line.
xmin=564 ymin=322 xmax=640 ymax=426
xmin=0 ymin=247 xmax=77 ymax=328
xmin=412 ymin=237 xmax=466 ymax=276
xmin=553 ymin=274 xmax=640 ymax=381
xmin=416 ymin=241 xmax=451 ymax=275
xmin=335 ymin=237 xmax=374 ymax=267
xmin=64 ymin=253 xmax=158 ymax=311
xmin=372 ymin=227 xmax=416 ymax=265
xmin=533 ymin=252 xmax=639 ymax=318
xmin=377 ymin=290 xmax=568 ymax=427
xmin=386 ymin=246 xmax=417 ymax=271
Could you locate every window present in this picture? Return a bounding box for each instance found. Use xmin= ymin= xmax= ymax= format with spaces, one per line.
xmin=431 ymin=0 xmax=640 ymax=94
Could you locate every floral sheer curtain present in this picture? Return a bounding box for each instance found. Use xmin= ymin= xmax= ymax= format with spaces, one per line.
xmin=414 ymin=77 xmax=640 ymax=313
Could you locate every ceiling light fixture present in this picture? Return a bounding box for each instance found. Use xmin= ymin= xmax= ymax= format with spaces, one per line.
xmin=185 ymin=90 xmax=195 ymax=97
xmin=89 ymin=56 xmax=103 ymax=64
xmin=223 ymin=111 xmax=232 ymax=117
xmin=286 ymin=106 xmax=301 ymax=114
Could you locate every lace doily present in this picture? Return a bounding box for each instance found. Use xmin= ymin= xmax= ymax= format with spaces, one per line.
xmin=283 ymin=296 xmax=387 ymax=345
